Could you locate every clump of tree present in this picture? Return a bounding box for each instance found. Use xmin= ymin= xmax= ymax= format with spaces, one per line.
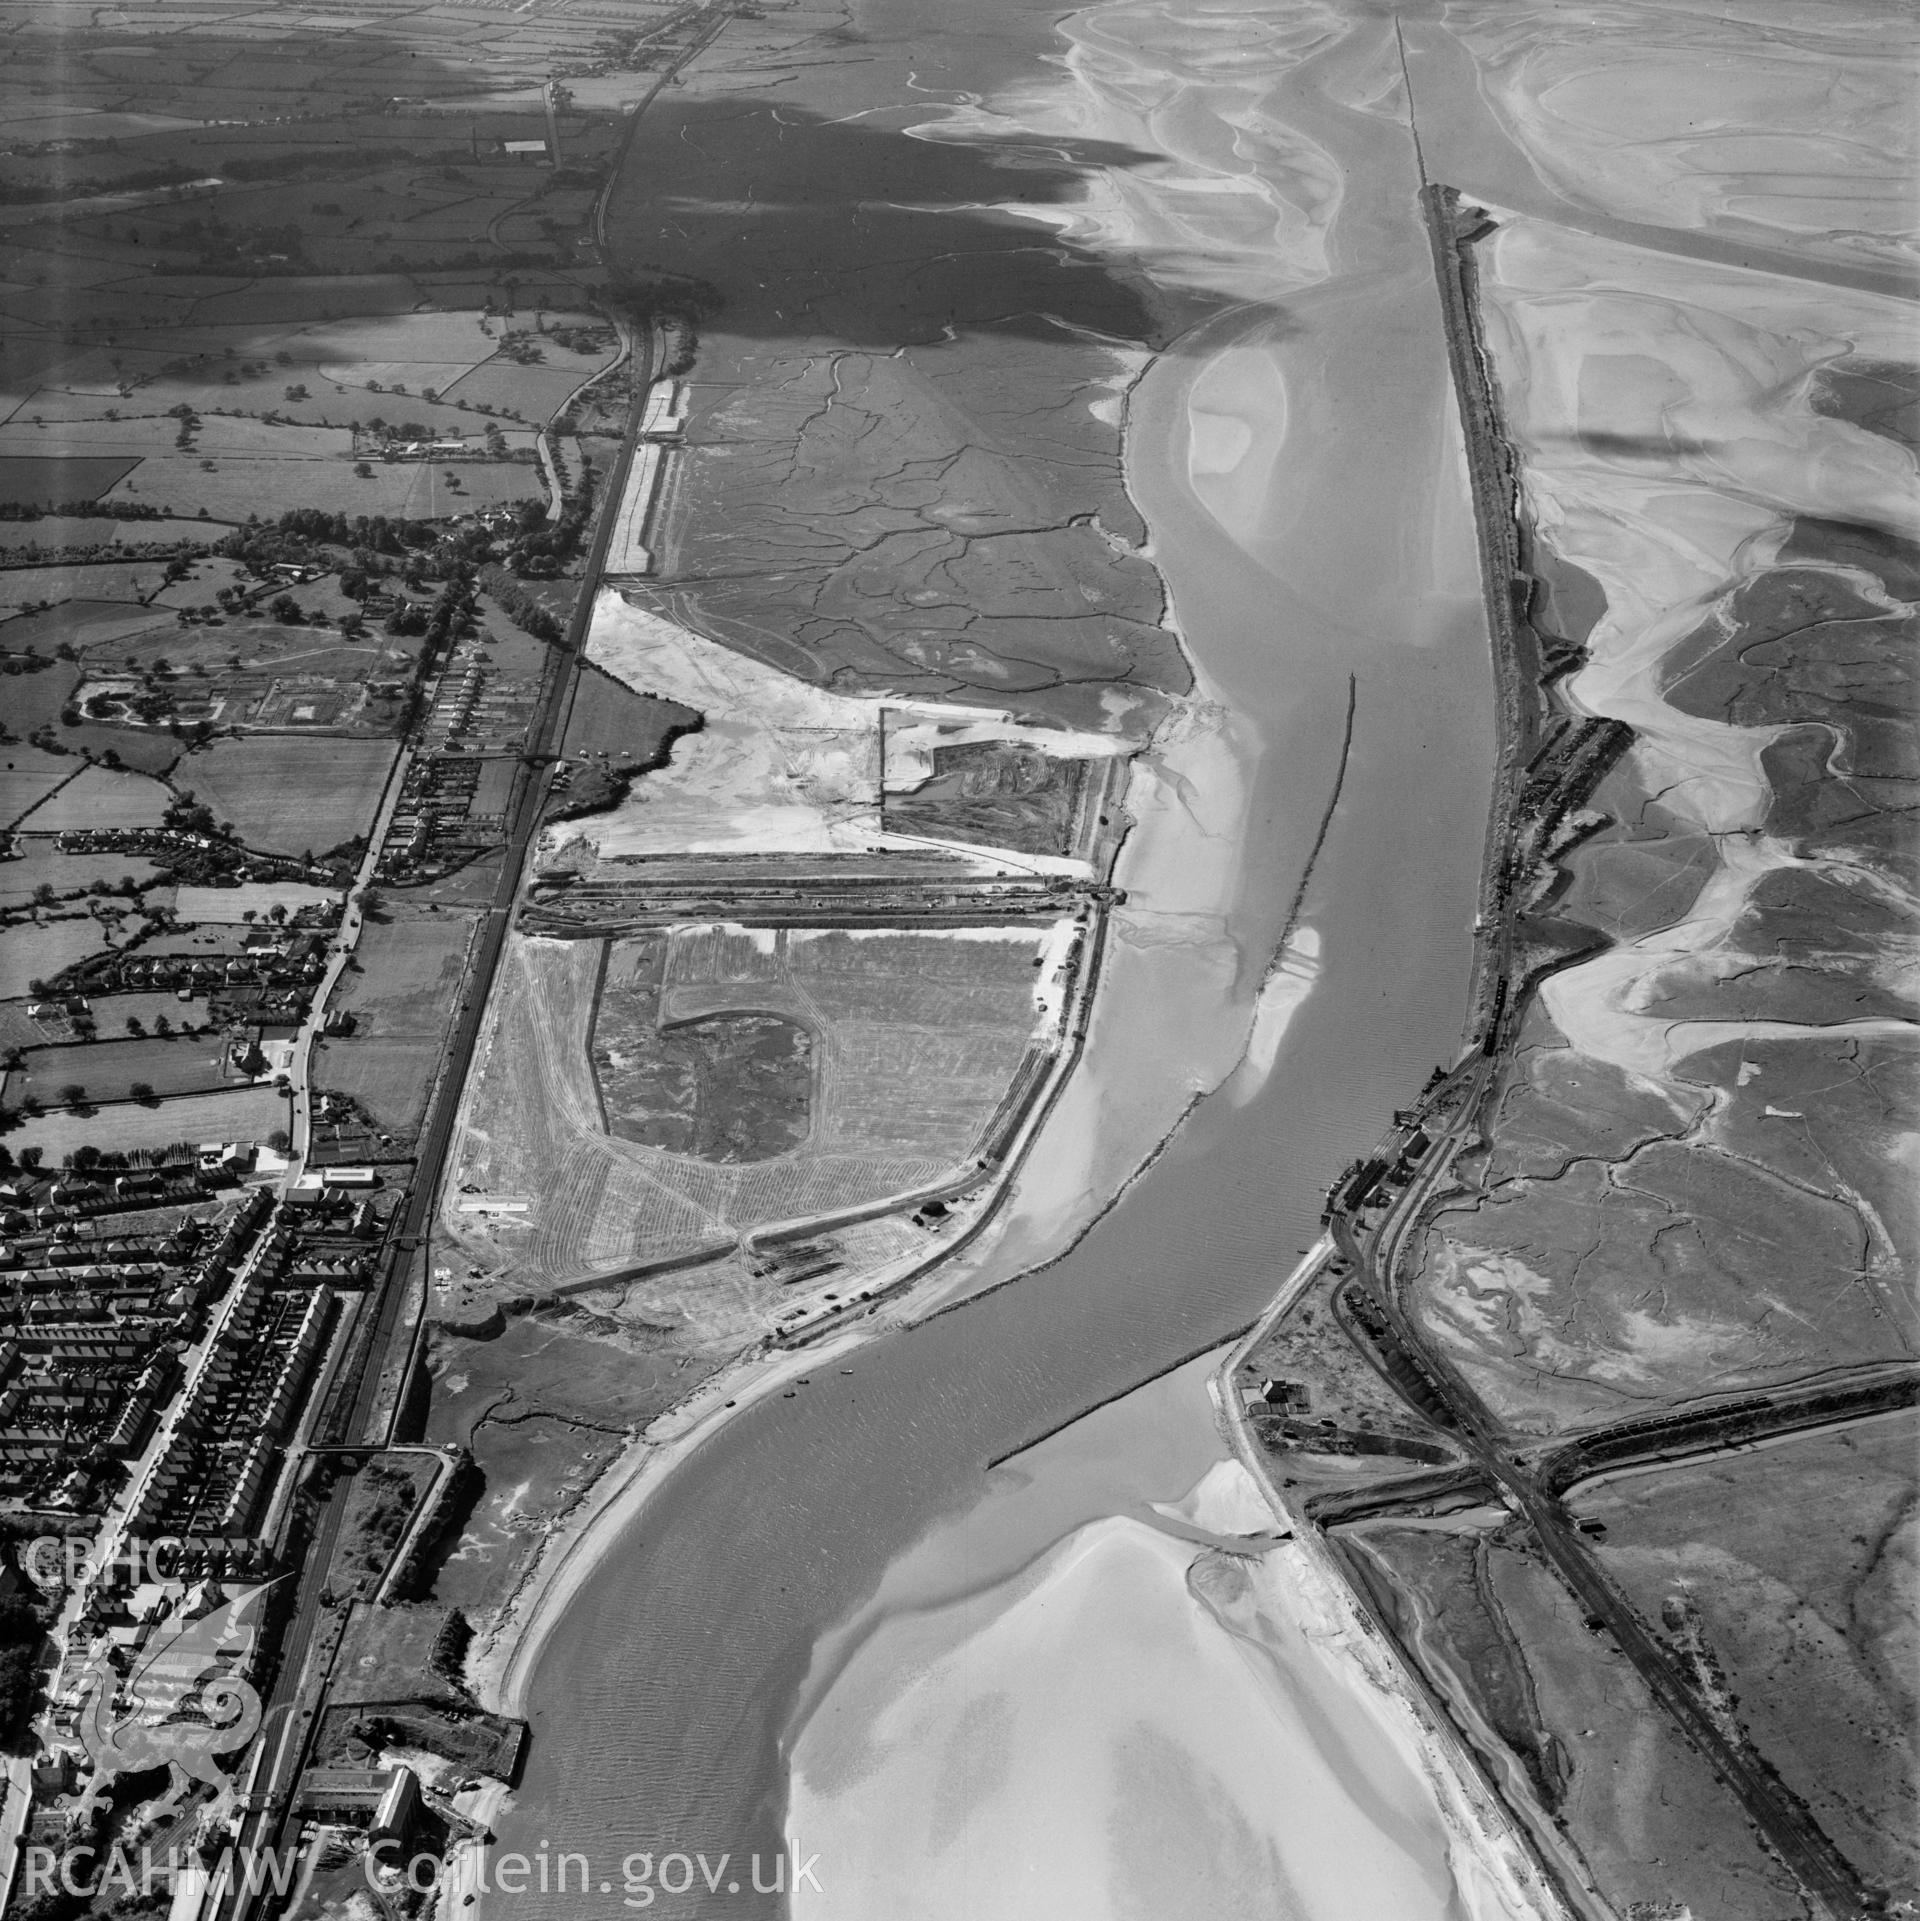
xmin=431 ymin=1608 xmax=474 ymax=1681
xmin=342 ymin=1460 xmax=420 ymax=1575
xmin=165 ymin=790 xmax=220 ymax=838
xmin=479 ymin=564 xmax=563 ymax=643
xmin=0 ymin=1580 xmax=50 ymax=1755
xmin=0 ymin=498 xmax=168 ymax=524
xmin=605 ymin=271 xmax=724 ymax=326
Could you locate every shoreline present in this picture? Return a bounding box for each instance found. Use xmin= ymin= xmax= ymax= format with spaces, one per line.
xmin=465 ymin=265 xmax=1303 ymax=1727
xmin=901 ymin=294 xmax=1325 ymax=1309
xmin=474 ymin=1325 xmax=865 ymax=1717
xmin=468 ymin=310 xmax=1257 ymax=1717
xmin=1212 ymin=1284 xmax=1583 ymax=1921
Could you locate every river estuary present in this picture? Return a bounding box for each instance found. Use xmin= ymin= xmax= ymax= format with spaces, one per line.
xmin=484 ymin=0 xmax=1508 ymax=1912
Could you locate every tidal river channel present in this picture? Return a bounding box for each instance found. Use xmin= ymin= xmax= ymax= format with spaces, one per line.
xmin=487 ymin=1 xmax=1500 ymax=1911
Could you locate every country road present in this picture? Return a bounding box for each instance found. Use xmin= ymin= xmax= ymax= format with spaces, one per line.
xmin=222 ymin=309 xmax=659 ymax=1921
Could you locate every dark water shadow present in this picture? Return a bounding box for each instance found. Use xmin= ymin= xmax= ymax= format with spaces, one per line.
xmin=1549 ymin=430 xmax=1720 ymax=460
xmin=608 ymin=96 xmax=1282 ymax=352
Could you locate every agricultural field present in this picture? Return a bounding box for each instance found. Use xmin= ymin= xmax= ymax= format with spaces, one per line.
xmin=17 ymin=763 xmax=171 ymax=831
xmin=91 ymin=432 xmax=545 ymax=524
xmin=327 ymin=911 xmax=478 ymax=1034
xmin=549 ymin=662 xmax=701 ymax=822
xmin=0 ymin=411 xmax=544 ymax=525
xmin=312 ymin=906 xmax=479 ymax=1139
xmin=1568 ymin=1412 xmax=1919 ymax=1894
xmin=0 ymin=914 xmax=119 ymax=987
xmin=441 ymin=923 xmax=1066 ymax=1308
xmin=0 ymin=1003 xmax=43 ymax=1052
xmin=1 ymin=1081 xmax=289 ymax=1163
xmin=0 ymin=986 xmax=211 ymax=1048
xmin=81 ymin=991 xmax=212 ymax=1034
xmin=3 ymin=309 xmax=567 ymax=542
xmin=0 ymin=516 xmax=220 ymax=556
xmin=304 ymin=311 xmax=502 ymax=401
xmin=0 ymin=453 xmax=137 ymax=505
xmin=6 ymin=1030 xmax=236 ymax=1108
xmin=3 ymin=601 xmax=165 ymax=653
xmin=316 ymin=1039 xmax=447 ymax=1143
xmin=0 ymin=562 xmax=208 ymax=613
xmin=445 ymin=339 xmax=617 ymax=423
xmin=0 ymin=746 xmax=79 ymax=826
xmin=173 ymin=882 xmax=340 ymax=923
xmin=138 ymin=928 xmax=255 ymax=961
xmin=173 ymin=736 xmax=397 ymax=856
xmin=0 ymin=847 xmax=164 ymax=908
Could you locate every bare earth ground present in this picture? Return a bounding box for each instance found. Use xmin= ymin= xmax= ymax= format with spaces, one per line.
xmin=439 ymin=922 xmax=1061 ymax=1312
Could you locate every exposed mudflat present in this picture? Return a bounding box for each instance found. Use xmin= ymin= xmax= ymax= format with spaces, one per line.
xmin=605 ymin=52 xmax=1202 ymax=733
xmin=1442 ymin=0 xmax=1917 ymax=280
xmin=1372 ymin=35 xmax=1919 ymax=1913
xmin=1412 ymin=217 xmax=1919 ymax=1436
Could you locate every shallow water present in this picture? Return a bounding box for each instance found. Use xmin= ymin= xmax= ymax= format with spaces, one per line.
xmin=484 ymin=1 xmax=1497 ymax=1911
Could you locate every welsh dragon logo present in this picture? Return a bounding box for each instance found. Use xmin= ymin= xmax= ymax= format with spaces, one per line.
xmin=77 ymin=1582 xmax=272 ymax=1806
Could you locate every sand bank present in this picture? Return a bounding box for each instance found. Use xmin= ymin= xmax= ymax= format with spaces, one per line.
xmin=1480 ymin=219 xmax=1916 ymax=835
xmin=1479 ymin=215 xmax=1919 ymax=1096
xmin=912 ymin=0 xmax=1344 ymax=306
xmin=1543 ymin=830 xmax=1917 ymax=1101
xmin=564 ymin=589 xmax=1123 ymax=871
xmin=786 ymin=1511 xmax=1547 ymax=1920
xmin=1185 ymin=336 xmax=1290 ymax=542
xmin=1230 ymin=924 xmax=1321 ymax=1102
xmin=1446 ymin=1 xmax=1917 ymax=274
xmin=1150 ymin=1454 xmax=1286 ymax=1537
xmin=567 ymin=590 xmax=879 ymax=858
xmin=922 ymin=684 xmax=1265 ymax=1291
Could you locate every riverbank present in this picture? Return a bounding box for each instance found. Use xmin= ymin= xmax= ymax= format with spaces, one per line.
xmin=466 ymin=322 xmax=1271 ymax=1713
xmin=473 ymin=1326 xmax=866 ymax=1717
xmin=1215 ymin=1263 xmax=1584 ymax=1920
